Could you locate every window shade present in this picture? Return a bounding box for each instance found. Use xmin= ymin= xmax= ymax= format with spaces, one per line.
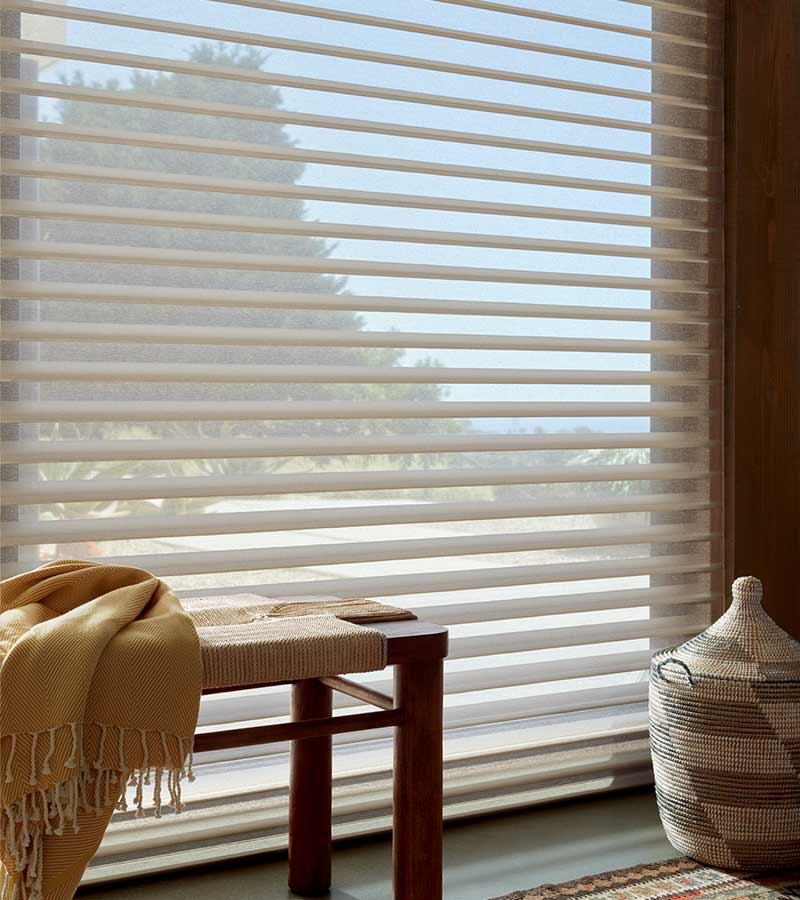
xmin=0 ymin=0 xmax=723 ymax=877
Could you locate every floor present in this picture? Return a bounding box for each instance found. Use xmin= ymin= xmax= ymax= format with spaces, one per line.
xmin=80 ymin=788 xmax=677 ymax=900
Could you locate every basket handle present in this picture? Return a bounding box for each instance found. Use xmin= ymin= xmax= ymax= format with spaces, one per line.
xmin=655 ymin=657 xmax=696 ymax=687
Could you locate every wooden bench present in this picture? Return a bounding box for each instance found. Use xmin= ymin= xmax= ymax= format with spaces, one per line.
xmin=193 ymin=620 xmax=449 ymax=900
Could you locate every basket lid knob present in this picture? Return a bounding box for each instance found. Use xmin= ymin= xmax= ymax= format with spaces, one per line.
xmin=731 ymin=575 xmax=763 ymax=610
xmin=655 ymin=574 xmax=800 ymax=680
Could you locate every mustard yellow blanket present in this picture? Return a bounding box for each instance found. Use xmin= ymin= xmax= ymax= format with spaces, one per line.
xmin=0 ymin=561 xmax=201 ymax=900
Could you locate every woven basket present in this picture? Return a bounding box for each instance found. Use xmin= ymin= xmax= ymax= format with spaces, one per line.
xmin=650 ymin=576 xmax=800 ymax=871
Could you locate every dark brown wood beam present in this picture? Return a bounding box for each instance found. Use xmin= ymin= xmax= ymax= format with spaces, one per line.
xmin=724 ymin=0 xmax=800 ymax=636
xmin=289 ymin=679 xmax=333 ymax=896
xmin=320 ymin=675 xmax=395 ymax=710
xmin=193 ymin=707 xmax=402 ymax=753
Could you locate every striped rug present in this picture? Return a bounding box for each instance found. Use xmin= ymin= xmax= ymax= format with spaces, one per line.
xmin=490 ymin=857 xmax=800 ymax=900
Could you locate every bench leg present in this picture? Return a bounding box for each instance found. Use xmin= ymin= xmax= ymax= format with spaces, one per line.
xmin=289 ymin=678 xmax=333 ymax=896
xmin=393 ymin=660 xmax=444 ymax=900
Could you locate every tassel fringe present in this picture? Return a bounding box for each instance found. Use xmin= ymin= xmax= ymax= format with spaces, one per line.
xmin=0 ymin=723 xmax=195 ymax=900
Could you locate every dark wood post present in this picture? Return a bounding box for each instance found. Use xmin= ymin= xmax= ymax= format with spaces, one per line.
xmin=393 ymin=659 xmax=444 ymax=900
xmin=724 ymin=0 xmax=800 ymax=636
xmin=288 ymin=678 xmax=333 ymax=896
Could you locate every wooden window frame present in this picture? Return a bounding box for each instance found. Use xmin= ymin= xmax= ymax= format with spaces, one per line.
xmin=724 ymin=0 xmax=800 ymax=635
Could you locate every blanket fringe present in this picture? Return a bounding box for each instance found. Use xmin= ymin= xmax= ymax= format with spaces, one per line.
xmin=0 ymin=723 xmax=194 ymax=900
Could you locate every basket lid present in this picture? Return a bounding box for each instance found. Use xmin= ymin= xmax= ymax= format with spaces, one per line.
xmin=663 ymin=576 xmax=800 ymax=682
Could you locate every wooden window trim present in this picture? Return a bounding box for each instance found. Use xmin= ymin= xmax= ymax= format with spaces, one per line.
xmin=724 ymin=0 xmax=800 ymax=635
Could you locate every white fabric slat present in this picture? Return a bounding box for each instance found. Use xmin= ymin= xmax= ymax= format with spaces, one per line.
xmin=1 ymin=494 xmax=716 ymax=545
xmin=0 ymin=432 xmax=714 ymax=464
xmin=2 ymin=526 xmax=716 ymax=578
xmin=2 ymin=282 xmax=716 ymax=322
xmin=3 ymin=241 xmax=714 ymax=293
xmin=432 ymin=0 xmax=716 ymax=47
xmin=182 ymin=554 xmax=719 ymax=601
xmin=422 ymin=586 xmax=716 ymax=626
xmin=0 ymin=120 xmax=716 ymax=224
xmin=0 ymin=40 xmax=710 ymax=141
xmin=207 ymin=0 xmax=714 ymax=79
xmin=623 ymin=0 xmax=717 ymax=19
xmin=448 ymin=615 xmax=702 ymax=659
xmin=2 ymin=200 xmax=711 ymax=261
xmin=3 ymin=1 xmax=716 ymax=108
xmin=3 ymin=159 xmax=711 ymax=213
xmin=0 ymin=400 xmax=714 ymax=422
xmin=1 ymin=321 xmax=712 ymax=355
xmin=444 ymin=684 xmax=644 ymax=728
xmin=0 ymin=81 xmax=712 ymax=172
xmin=0 ymin=464 xmax=713 ymax=504
xmin=2 ymin=361 xmax=715 ymax=386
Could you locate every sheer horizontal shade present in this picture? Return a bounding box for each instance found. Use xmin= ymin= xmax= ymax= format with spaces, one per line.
xmin=432 ymin=0 xmax=717 ymax=43
xmin=449 ymin=614 xmax=702 ymax=660
xmin=1 ymin=321 xmax=712 ymax=355
xmin=0 ymin=41 xmax=710 ymax=141
xmin=3 ymin=1 xmax=717 ymax=109
xmin=206 ymin=0 xmax=713 ymax=78
xmin=2 ymin=526 xmax=717 ymax=578
xmin=0 ymin=400 xmax=713 ymax=422
xmin=200 ymin=650 xmax=657 ymax=726
xmin=0 ymin=464 xmax=713 ymax=504
xmin=188 ymin=700 xmax=654 ymax=790
xmin=2 ymin=161 xmax=711 ymax=227
xmin=183 ymin=555 xmax=720 ymax=602
xmin=1 ymin=432 xmax=714 ymax=464
xmin=201 ymin=683 xmax=651 ymax=748
xmin=0 ymin=122 xmax=716 ymax=220
xmin=2 ymin=0 xmax=722 ymax=872
xmin=422 ymin=585 xmax=717 ymax=626
xmin=3 ymin=240 xmax=714 ymax=293
xmin=2 ymin=362 xmax=715 ymax=387
xmin=2 ymin=494 xmax=716 ymax=546
xmin=88 ymin=731 xmax=655 ymax=873
xmin=622 ymin=0 xmax=718 ymax=19
xmin=1 ymin=201 xmax=710 ymax=262
xmin=1 ymin=80 xmax=712 ymax=171
xmin=2 ymin=282 xmax=716 ymax=322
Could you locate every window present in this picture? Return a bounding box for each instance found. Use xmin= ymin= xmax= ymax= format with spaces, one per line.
xmin=0 ymin=0 xmax=722 ymax=878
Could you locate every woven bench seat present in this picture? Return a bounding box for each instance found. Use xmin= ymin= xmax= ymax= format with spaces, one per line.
xmin=181 ymin=594 xmax=417 ymax=690
xmin=181 ymin=594 xmax=446 ymax=900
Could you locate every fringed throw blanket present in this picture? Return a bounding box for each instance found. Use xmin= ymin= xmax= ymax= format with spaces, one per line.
xmin=0 ymin=561 xmax=202 ymax=900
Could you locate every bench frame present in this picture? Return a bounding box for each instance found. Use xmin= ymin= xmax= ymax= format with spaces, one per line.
xmin=195 ymin=620 xmax=448 ymax=899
